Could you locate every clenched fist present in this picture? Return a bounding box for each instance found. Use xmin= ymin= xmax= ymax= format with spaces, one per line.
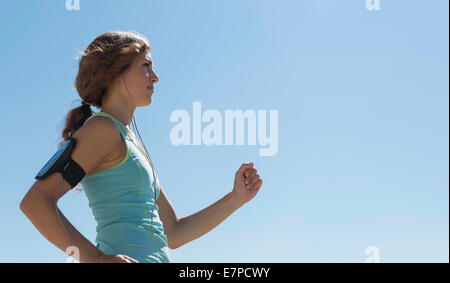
xmin=231 ymin=162 xmax=263 ymax=206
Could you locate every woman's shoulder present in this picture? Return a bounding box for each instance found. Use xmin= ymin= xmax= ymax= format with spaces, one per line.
xmin=83 ymin=115 xmax=121 ymax=135
xmin=69 ymin=116 xmax=124 ymax=176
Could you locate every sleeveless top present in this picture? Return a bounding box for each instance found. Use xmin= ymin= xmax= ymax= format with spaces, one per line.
xmin=79 ymin=111 xmax=171 ymax=263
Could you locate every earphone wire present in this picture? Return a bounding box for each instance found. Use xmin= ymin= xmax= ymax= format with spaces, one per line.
xmin=55 ymin=76 xmax=162 ymax=263
xmin=123 ymin=77 xmax=161 ymax=261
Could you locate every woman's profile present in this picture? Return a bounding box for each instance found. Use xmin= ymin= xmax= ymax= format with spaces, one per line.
xmin=19 ymin=30 xmax=263 ymax=263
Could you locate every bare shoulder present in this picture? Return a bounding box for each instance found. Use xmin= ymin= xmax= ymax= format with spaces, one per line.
xmin=21 ymin=116 xmax=123 ymax=204
xmin=70 ymin=116 xmax=122 ymax=175
xmin=81 ymin=115 xmax=120 ymax=135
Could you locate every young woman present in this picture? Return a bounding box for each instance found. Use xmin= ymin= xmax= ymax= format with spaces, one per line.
xmin=20 ymin=30 xmax=263 ymax=263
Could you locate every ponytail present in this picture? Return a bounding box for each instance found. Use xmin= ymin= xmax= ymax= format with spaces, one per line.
xmin=60 ymin=101 xmax=93 ymax=146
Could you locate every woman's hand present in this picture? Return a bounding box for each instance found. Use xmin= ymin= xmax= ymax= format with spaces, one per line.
xmin=231 ymin=162 xmax=263 ymax=207
xmin=93 ymin=253 xmax=139 ymax=263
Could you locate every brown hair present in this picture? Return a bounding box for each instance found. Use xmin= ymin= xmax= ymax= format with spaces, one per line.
xmin=60 ymin=30 xmax=150 ymax=145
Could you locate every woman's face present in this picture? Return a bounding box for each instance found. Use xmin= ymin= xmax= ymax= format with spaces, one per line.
xmin=121 ymin=51 xmax=159 ymax=107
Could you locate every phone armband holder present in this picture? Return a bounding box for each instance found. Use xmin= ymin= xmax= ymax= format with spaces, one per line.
xmin=35 ymin=137 xmax=86 ymax=188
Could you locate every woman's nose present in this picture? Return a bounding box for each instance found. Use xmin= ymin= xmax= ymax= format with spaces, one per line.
xmin=150 ymin=72 xmax=159 ymax=83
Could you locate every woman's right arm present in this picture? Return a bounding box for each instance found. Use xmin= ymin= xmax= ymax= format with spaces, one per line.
xmin=20 ymin=178 xmax=104 ymax=263
xmin=20 ymin=117 xmax=138 ymax=263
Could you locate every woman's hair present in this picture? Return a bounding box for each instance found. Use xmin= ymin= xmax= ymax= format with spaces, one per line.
xmin=60 ymin=30 xmax=150 ymax=145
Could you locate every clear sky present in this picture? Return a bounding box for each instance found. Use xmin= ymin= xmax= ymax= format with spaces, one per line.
xmin=0 ymin=0 xmax=448 ymax=263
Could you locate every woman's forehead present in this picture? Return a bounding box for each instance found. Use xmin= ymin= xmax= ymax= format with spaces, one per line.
xmin=140 ymin=52 xmax=152 ymax=61
xmin=132 ymin=52 xmax=152 ymax=66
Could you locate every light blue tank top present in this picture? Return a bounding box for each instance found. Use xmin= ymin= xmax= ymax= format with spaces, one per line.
xmin=80 ymin=111 xmax=171 ymax=263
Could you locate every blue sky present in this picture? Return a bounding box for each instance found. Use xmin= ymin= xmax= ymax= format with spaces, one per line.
xmin=0 ymin=0 xmax=448 ymax=262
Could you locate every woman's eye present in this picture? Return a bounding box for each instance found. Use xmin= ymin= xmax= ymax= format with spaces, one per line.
xmin=143 ymin=63 xmax=150 ymax=67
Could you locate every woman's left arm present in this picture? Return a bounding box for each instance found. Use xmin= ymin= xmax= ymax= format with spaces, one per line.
xmin=169 ymin=162 xmax=262 ymax=249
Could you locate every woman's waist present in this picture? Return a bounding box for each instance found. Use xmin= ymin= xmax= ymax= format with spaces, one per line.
xmin=91 ymin=204 xmax=161 ymax=227
xmin=96 ymin=221 xmax=168 ymax=246
xmin=96 ymin=216 xmax=164 ymax=232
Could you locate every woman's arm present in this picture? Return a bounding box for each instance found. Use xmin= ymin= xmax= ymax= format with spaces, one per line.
xmin=170 ymin=162 xmax=262 ymax=249
xmin=170 ymin=191 xmax=241 ymax=249
xmin=20 ymin=183 xmax=103 ymax=263
xmin=19 ymin=116 xmax=125 ymax=262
